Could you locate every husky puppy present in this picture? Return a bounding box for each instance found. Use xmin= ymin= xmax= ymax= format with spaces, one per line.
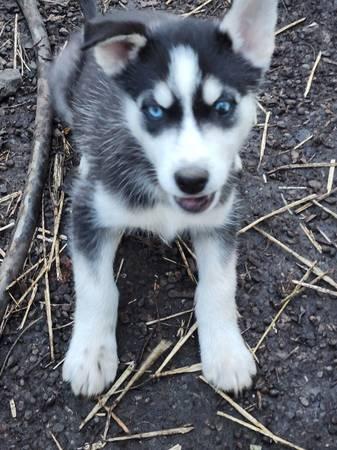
xmin=49 ymin=0 xmax=278 ymax=396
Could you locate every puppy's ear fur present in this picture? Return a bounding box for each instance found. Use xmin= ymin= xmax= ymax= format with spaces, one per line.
xmin=219 ymin=0 xmax=278 ymax=70
xmin=82 ymin=19 xmax=148 ymax=75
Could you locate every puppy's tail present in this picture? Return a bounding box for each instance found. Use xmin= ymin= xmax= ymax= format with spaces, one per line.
xmin=80 ymin=0 xmax=97 ymax=20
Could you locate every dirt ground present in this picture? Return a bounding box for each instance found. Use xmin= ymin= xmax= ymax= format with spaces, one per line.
xmin=1 ymin=0 xmax=337 ymax=449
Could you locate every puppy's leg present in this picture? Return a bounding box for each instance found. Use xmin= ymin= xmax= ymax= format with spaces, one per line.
xmin=63 ymin=199 xmax=121 ymax=396
xmin=192 ymin=230 xmax=256 ymax=393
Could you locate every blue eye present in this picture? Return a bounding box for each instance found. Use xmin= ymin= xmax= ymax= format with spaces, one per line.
xmin=213 ymin=99 xmax=235 ymax=115
xmin=145 ymin=105 xmax=164 ymax=120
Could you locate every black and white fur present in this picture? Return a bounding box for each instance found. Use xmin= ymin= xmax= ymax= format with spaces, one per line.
xmin=49 ymin=0 xmax=278 ymax=396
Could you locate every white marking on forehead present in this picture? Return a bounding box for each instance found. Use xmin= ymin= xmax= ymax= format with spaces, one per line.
xmin=168 ymin=45 xmax=201 ymax=106
xmin=202 ymin=76 xmax=223 ymax=105
xmin=153 ymin=82 xmax=174 ymax=109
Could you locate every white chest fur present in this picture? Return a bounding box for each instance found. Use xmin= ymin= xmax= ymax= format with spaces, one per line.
xmin=93 ymin=183 xmax=236 ymax=241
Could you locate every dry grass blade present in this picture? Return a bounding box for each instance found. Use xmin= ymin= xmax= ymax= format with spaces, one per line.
xmin=267 ymin=161 xmax=337 ymax=175
xmin=111 ymin=339 xmax=171 ymax=410
xmin=182 ymin=0 xmax=214 ymax=17
xmin=6 ymin=257 xmax=43 ymax=289
xmin=178 ymin=237 xmax=196 ymax=260
xmin=9 ymin=399 xmax=16 ymax=418
xmin=293 ymin=134 xmax=314 ymax=150
xmin=154 ymin=363 xmax=202 ymax=378
xmin=201 ymin=376 xmax=271 ymax=433
xmin=299 ymin=223 xmax=322 ymax=253
xmin=168 ymin=445 xmax=182 ymax=450
xmin=49 ymin=432 xmax=64 ymax=450
xmin=253 ymin=263 xmax=320 ymax=354
xmin=0 ymin=223 xmax=15 ymax=233
xmin=201 ymin=377 xmax=306 ymax=450
xmin=275 ymin=17 xmax=306 ymax=36
xmin=80 ymin=362 xmax=135 ymax=430
xmin=254 ymin=226 xmax=337 ymax=289
xmin=108 ymin=409 xmax=130 ymax=434
xmin=0 ymin=316 xmax=42 ymax=379
xmin=0 ymin=191 xmax=22 ymax=205
xmin=312 ymin=200 xmax=337 ymax=220
xmin=146 ymin=308 xmax=194 ymax=326
xmin=9 ymin=244 xmax=67 ymax=307
xmin=18 ymin=283 xmax=38 ymax=330
xmin=295 ymin=187 xmax=337 ymax=214
xmin=176 ymin=240 xmax=196 ymax=283
xmin=105 ymin=426 xmax=194 ymax=443
xmin=102 ymin=407 xmax=130 ymax=440
xmin=292 ymin=280 xmax=337 ymax=298
xmin=13 ymin=13 xmax=18 ymax=69
xmin=155 ymin=323 xmax=197 ymax=376
xmin=304 ymin=50 xmax=322 ymax=98
xmin=41 ymin=200 xmax=54 ymax=361
xmin=238 ymin=194 xmax=317 ymax=234
xmin=258 ymin=110 xmax=271 ymax=168
xmin=217 ymin=412 xmax=306 ymax=450
xmin=327 ymin=159 xmax=336 ymax=193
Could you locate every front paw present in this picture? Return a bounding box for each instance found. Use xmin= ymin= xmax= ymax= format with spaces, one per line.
xmin=63 ymin=331 xmax=118 ymax=396
xmin=200 ymin=328 xmax=256 ymax=394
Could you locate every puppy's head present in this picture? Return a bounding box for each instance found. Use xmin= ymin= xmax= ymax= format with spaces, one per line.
xmin=83 ymin=0 xmax=278 ymax=213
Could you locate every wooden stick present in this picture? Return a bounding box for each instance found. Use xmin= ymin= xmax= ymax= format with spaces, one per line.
xmin=0 ymin=0 xmax=53 ymax=319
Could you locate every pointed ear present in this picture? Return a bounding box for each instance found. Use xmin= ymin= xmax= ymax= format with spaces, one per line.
xmin=219 ymin=0 xmax=278 ymax=70
xmin=82 ymin=19 xmax=148 ymax=75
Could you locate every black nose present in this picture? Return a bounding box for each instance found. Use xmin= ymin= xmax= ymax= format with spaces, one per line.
xmin=174 ymin=167 xmax=209 ymax=195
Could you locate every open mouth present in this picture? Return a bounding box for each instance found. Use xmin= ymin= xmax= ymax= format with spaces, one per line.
xmin=174 ymin=193 xmax=215 ymax=213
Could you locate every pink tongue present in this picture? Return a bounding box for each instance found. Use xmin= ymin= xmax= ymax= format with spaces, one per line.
xmin=180 ymin=197 xmax=204 ymax=209
xmin=178 ymin=196 xmax=209 ymax=212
